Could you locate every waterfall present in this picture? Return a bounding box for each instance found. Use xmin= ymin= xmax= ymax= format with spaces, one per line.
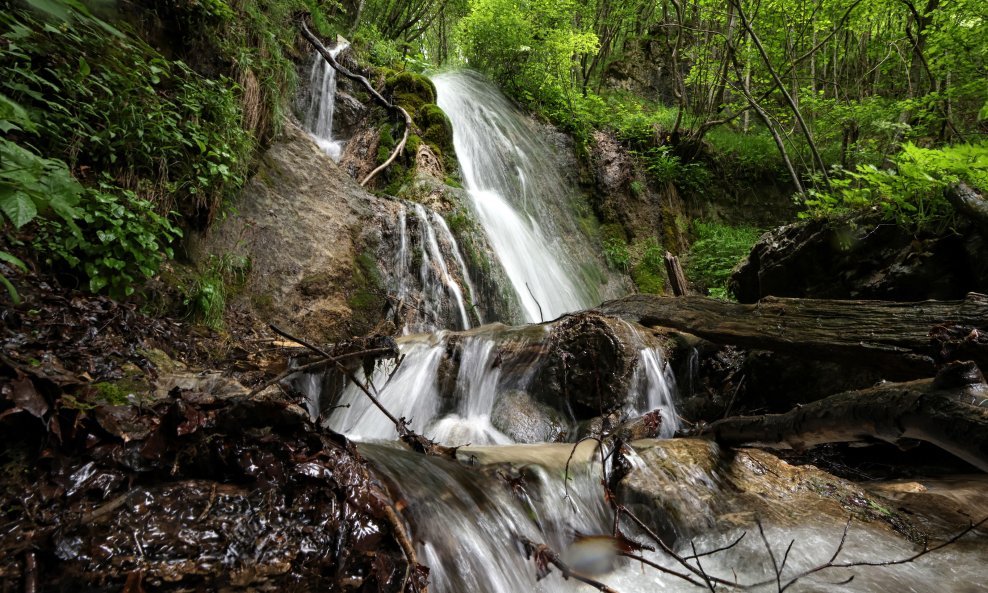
xmin=387 ymin=202 xmax=480 ymax=333
xmin=325 ymin=325 xmax=548 ymax=444
xmin=433 ymin=71 xmax=614 ymax=323
xmin=303 ymin=44 xmax=348 ymax=161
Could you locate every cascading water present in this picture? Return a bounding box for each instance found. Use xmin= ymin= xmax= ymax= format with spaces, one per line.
xmin=303 ymin=45 xmax=348 ymax=161
xmin=326 ymin=324 xmax=549 ymax=444
xmin=295 ymin=60 xmax=986 ymax=593
xmin=433 ymin=71 xmax=621 ymax=323
xmin=386 ymin=202 xmax=481 ymax=333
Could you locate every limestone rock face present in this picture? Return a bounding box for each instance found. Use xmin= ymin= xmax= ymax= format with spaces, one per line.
xmin=190 ymin=120 xmax=389 ymax=341
xmin=729 ymin=215 xmax=988 ymax=303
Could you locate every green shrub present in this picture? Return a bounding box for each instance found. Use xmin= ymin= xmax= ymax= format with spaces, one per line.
xmin=804 ymin=142 xmax=988 ymax=228
xmin=685 ymin=221 xmax=762 ymax=299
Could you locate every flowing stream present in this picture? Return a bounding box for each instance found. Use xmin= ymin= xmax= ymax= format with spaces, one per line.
xmin=302 ymin=67 xmax=986 ymax=593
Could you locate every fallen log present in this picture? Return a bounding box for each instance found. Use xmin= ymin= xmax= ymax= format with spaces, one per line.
xmin=598 ymin=292 xmax=988 ymax=380
xmin=700 ymin=362 xmax=988 ymax=472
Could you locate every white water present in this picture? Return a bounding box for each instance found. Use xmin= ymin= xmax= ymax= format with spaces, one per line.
xmin=433 ymin=71 xmax=611 ymax=323
xmin=326 ymin=325 xmax=547 ymax=444
xmin=303 ymin=45 xmax=348 ymax=161
xmin=388 ymin=203 xmax=480 ymax=333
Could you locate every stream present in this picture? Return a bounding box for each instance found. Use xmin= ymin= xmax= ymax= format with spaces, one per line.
xmin=308 ymin=64 xmax=988 ymax=592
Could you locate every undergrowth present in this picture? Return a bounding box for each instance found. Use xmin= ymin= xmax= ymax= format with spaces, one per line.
xmin=685 ymin=221 xmax=762 ymax=299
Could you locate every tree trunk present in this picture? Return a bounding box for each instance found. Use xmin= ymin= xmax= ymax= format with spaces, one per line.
xmin=598 ymin=293 xmax=988 ymax=380
xmin=701 ymin=363 xmax=988 ymax=472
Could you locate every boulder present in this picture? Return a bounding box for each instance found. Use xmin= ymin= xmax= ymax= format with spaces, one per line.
xmin=189 ymin=120 xmax=389 ymax=342
xmin=491 ymin=390 xmax=567 ymax=443
xmin=531 ymin=312 xmax=646 ymax=417
xmin=729 ymin=215 xmax=988 ymax=303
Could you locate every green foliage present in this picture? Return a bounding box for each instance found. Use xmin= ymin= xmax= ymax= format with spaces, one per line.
xmin=180 ymin=253 xmax=250 ymax=329
xmin=685 ymin=221 xmax=762 ymax=300
xmin=1 ymin=8 xmax=253 ymax=222
xmin=630 ymin=237 xmax=666 ymax=294
xmin=804 ymin=142 xmax=988 ymax=227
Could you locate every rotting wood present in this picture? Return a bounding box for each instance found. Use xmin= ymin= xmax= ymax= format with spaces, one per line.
xmin=598 ymin=292 xmax=988 ymax=380
xmin=664 ymin=251 xmax=688 ymax=296
xmin=299 ymin=17 xmax=413 ymax=187
xmin=700 ymin=362 xmax=988 ymax=472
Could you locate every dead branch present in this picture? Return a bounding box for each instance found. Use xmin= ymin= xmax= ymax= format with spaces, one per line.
xmin=518 ymin=537 xmax=622 ymax=593
xmin=945 ymin=182 xmax=988 ymax=231
xmin=700 ymin=365 xmax=988 ymax=472
xmin=248 ymin=346 xmax=397 ymax=397
xmin=299 ymin=17 xmax=413 ymax=188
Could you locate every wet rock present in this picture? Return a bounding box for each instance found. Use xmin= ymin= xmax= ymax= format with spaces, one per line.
xmin=729 ymin=214 xmax=988 ymax=303
xmin=620 ymin=439 xmax=920 ymax=544
xmin=415 ymin=142 xmax=445 ymax=179
xmin=590 ymin=131 xmax=689 ymax=253
xmin=189 ymin=120 xmax=387 ymax=342
xmin=531 ymin=313 xmax=642 ymax=417
xmin=333 ymin=90 xmax=367 ymax=139
xmin=491 ymin=390 xmax=567 ymax=443
xmin=340 ymin=125 xmax=381 ymax=182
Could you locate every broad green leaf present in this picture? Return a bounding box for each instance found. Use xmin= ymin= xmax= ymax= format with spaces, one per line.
xmin=0 ymin=192 xmax=38 ymax=228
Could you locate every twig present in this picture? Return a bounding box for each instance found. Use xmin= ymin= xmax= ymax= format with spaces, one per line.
xmin=519 ymin=537 xmax=622 ymax=593
xmin=268 ymin=325 xmax=405 ymax=429
xmin=248 ymin=346 xmax=396 ymax=397
xmin=24 ymin=551 xmax=37 ymax=593
xmin=299 ymin=17 xmax=413 ymax=188
xmin=525 ymin=282 xmax=544 ymax=323
xmin=690 ymin=540 xmax=717 ymax=592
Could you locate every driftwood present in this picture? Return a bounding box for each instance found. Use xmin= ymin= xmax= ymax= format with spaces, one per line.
xmin=299 ymin=18 xmax=413 ymax=187
xmin=599 ymin=293 xmax=988 ymax=380
xmin=701 ymin=362 xmax=988 ymax=472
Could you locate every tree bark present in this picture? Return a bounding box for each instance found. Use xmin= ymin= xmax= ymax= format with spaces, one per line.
xmin=598 ymin=293 xmax=988 ymax=380
xmin=664 ymin=251 xmax=688 ymax=296
xmin=945 ymin=182 xmax=988 ymax=232
xmin=701 ymin=365 xmax=988 ymax=472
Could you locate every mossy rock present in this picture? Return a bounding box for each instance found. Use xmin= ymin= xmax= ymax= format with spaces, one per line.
xmin=632 ymin=263 xmax=666 ymax=294
xmin=383 ymin=70 xmax=437 ymax=119
xmin=346 ymin=251 xmax=387 ymax=334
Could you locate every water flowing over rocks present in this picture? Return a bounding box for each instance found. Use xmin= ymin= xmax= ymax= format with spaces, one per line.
xmin=317 ymin=313 xmax=678 ymax=444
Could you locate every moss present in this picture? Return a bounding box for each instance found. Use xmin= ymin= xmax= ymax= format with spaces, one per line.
xmin=631 ymin=263 xmax=666 ymax=294
xmin=383 ymin=70 xmax=437 ymax=117
xmin=406 ymin=133 xmax=422 ymax=156
xmin=600 ymin=223 xmax=628 ymax=244
xmin=92 ymin=379 xmax=146 ymax=406
xmin=346 ymin=250 xmax=387 ymax=333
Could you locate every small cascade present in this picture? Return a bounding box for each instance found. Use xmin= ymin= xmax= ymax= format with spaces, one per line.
xmin=625 ymin=324 xmax=680 ymax=438
xmin=325 ymin=325 xmax=549 ymax=444
xmin=433 ymin=71 xmax=620 ymax=323
xmin=362 ymin=443 xmax=612 ymax=593
xmin=302 ymin=44 xmax=348 ymax=161
xmin=386 ymin=203 xmax=481 ymax=333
